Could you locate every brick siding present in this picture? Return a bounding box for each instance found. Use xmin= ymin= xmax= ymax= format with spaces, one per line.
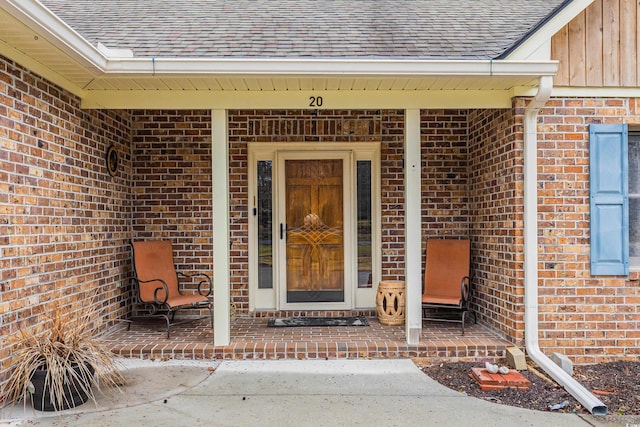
xmin=0 ymin=57 xmax=132 ymax=387
xmin=130 ymin=110 xmax=213 ymax=315
xmin=420 ymin=110 xmax=470 ymax=239
xmin=535 ymin=97 xmax=640 ymax=363
xmin=468 ymin=106 xmax=524 ymax=343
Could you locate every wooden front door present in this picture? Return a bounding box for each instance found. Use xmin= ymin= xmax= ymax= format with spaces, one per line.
xmin=283 ymin=158 xmax=345 ymax=304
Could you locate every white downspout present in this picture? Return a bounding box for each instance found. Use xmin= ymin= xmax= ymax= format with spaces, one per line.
xmin=523 ymin=75 xmax=607 ymax=415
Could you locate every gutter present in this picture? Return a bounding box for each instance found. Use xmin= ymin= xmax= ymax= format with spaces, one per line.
xmin=104 ymin=58 xmax=558 ymax=77
xmin=523 ymin=75 xmax=607 ymax=416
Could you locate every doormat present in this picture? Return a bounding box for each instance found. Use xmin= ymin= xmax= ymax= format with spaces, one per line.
xmin=267 ymin=316 xmax=369 ymax=328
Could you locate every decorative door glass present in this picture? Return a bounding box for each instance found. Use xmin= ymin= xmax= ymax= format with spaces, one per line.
xmin=284 ymin=159 xmax=344 ymax=303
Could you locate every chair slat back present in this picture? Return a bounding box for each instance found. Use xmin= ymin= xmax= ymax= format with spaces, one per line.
xmin=423 ymin=239 xmax=470 ymax=299
xmin=132 ymin=240 xmax=180 ymax=303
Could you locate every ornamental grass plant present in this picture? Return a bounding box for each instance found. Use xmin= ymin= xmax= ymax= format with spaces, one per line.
xmin=1 ymin=300 xmax=126 ymax=412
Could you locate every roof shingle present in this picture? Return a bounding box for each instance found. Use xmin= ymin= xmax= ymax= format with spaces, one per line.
xmin=40 ymin=0 xmax=568 ymax=60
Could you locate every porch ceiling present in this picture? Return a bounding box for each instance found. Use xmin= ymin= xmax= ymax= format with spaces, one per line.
xmin=85 ymin=75 xmax=542 ymax=92
xmin=0 ymin=3 xmax=555 ymax=109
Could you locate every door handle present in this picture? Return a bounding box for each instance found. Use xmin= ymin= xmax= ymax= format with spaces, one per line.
xmin=280 ymin=223 xmax=287 ymax=240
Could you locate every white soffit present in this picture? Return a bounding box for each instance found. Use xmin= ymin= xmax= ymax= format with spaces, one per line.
xmin=84 ymin=75 xmax=542 ymax=92
xmin=0 ymin=8 xmax=95 ymax=94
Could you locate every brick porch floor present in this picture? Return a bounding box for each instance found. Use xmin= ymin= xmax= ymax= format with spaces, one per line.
xmin=101 ymin=316 xmax=512 ymax=363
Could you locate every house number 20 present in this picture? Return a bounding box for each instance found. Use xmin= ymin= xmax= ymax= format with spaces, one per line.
xmin=309 ymin=96 xmax=323 ymax=107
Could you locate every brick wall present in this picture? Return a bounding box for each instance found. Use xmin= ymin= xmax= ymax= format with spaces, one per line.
xmin=380 ymin=110 xmax=409 ymax=280
xmin=535 ymin=97 xmax=640 ymax=363
xmin=468 ymin=106 xmax=524 ymax=342
xmin=420 ymin=109 xmax=470 ymax=239
xmin=0 ymin=56 xmax=132 ymax=387
xmin=464 ymin=96 xmax=640 ymax=362
xmin=466 ymin=99 xmax=640 ymax=363
xmin=130 ymin=110 xmax=213 ymax=312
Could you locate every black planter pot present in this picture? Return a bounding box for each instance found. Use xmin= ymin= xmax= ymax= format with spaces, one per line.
xmin=30 ymin=364 xmax=95 ymax=411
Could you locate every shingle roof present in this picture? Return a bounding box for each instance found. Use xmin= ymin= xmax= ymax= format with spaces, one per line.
xmin=40 ymin=0 xmax=568 ymax=60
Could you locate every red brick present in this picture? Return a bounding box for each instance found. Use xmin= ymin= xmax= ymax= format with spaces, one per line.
xmin=470 ymin=367 xmax=532 ymax=391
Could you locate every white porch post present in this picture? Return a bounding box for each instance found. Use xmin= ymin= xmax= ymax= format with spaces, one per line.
xmin=212 ymin=109 xmax=230 ymax=346
xmin=404 ymin=108 xmax=422 ymax=344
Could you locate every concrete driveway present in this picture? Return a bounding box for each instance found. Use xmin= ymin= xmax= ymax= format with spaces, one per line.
xmin=2 ymin=358 xmax=635 ymax=427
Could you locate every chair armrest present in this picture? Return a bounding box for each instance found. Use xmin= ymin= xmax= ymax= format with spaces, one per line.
xmin=460 ymin=276 xmax=471 ymax=305
xmin=135 ymin=278 xmax=170 ymax=304
xmin=178 ymin=272 xmax=213 ymax=297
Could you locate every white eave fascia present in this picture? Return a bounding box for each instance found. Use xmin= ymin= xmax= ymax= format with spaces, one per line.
xmin=504 ymin=0 xmax=595 ymax=60
xmin=1 ymin=0 xmax=107 ymax=71
xmin=105 ymin=57 xmax=558 ymax=78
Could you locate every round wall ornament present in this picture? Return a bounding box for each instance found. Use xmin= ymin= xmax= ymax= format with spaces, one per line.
xmin=106 ymin=145 xmax=118 ymax=176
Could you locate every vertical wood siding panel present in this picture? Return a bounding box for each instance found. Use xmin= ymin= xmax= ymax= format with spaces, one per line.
xmin=552 ymin=26 xmax=571 ymax=85
xmin=619 ymin=0 xmax=637 ymax=86
xmin=550 ymin=0 xmax=640 ymax=88
xmin=603 ymin=0 xmax=621 ymax=86
xmin=586 ymin=0 xmax=604 ymax=86
xmin=569 ymin=12 xmax=587 ymax=86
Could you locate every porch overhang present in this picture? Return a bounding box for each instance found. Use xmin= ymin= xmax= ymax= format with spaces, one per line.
xmin=0 ymin=0 xmax=558 ymax=109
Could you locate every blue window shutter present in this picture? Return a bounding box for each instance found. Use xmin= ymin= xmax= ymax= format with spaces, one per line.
xmin=590 ymin=124 xmax=629 ymax=275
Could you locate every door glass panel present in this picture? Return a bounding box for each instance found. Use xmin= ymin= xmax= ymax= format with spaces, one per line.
xmin=285 ymin=159 xmax=344 ymax=303
xmin=357 ymin=161 xmax=372 ymax=288
xmin=257 ymin=160 xmax=273 ymax=289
